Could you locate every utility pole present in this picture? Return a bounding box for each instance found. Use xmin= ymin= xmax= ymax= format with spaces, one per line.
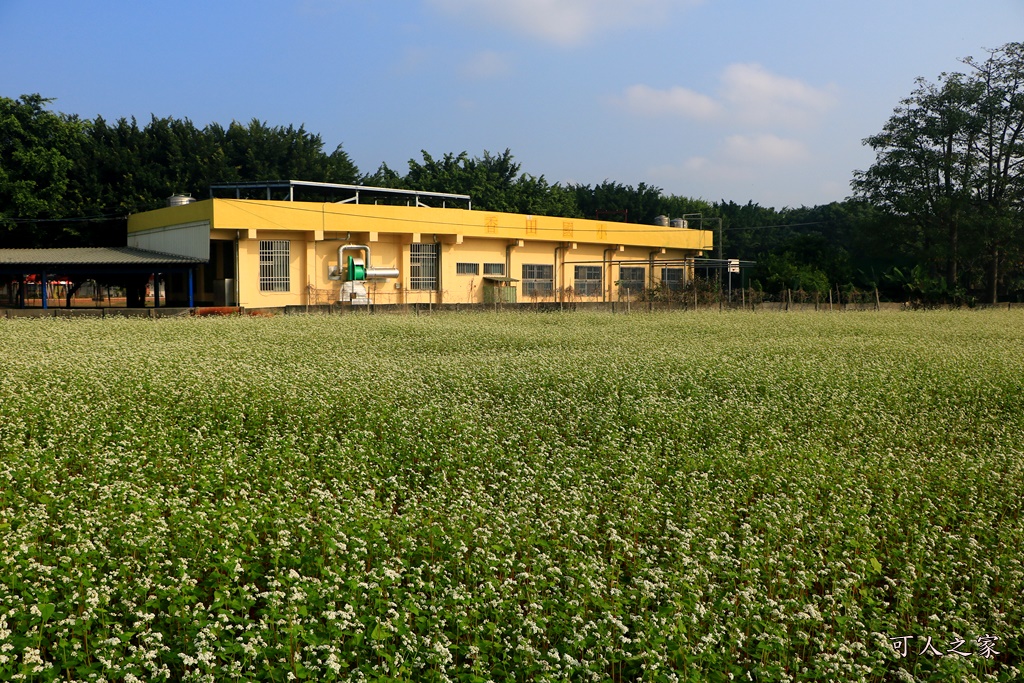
xmin=704 ymin=217 xmax=723 ymax=293
xmin=681 ymin=214 xmax=723 ymax=290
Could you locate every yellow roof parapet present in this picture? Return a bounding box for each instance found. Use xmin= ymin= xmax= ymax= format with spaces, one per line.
xmin=129 ymin=198 xmax=713 ymax=251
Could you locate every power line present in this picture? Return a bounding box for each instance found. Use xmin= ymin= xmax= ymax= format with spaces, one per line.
xmin=3 ymin=214 xmax=128 ymax=224
xmin=724 ymin=221 xmax=827 ymax=231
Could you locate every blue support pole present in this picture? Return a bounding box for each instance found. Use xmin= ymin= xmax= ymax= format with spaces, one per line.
xmin=41 ymin=272 xmax=48 ymax=310
xmin=188 ymin=269 xmax=194 ymax=308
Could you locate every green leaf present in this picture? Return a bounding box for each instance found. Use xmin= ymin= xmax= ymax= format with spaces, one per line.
xmin=39 ymin=602 xmax=55 ymax=623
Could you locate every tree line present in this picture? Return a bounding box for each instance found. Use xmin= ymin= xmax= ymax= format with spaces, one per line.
xmin=853 ymin=43 xmax=1024 ymax=304
xmin=0 ymin=96 xmax=360 ymax=247
xmin=2 ymin=42 xmax=1021 ymax=302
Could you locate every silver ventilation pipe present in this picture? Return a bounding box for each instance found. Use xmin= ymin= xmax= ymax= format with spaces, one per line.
xmin=337 ymin=244 xmax=399 ymax=279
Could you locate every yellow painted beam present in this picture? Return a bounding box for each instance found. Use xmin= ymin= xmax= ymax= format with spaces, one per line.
xmin=131 ymin=198 xmax=714 ymax=251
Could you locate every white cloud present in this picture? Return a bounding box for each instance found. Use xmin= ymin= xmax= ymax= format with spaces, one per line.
xmin=649 ymin=135 xmax=809 ymax=195
xmin=649 ymin=158 xmax=753 ymax=189
xmin=622 ymin=84 xmax=721 ymax=120
xmin=460 ymin=51 xmax=512 ymax=80
xmin=722 ymin=134 xmax=809 ymax=165
xmin=651 ymin=155 xmax=847 ymax=208
xmin=719 ymin=63 xmax=838 ymax=126
xmin=427 ymin=0 xmax=702 ymax=46
xmin=625 ymin=68 xmax=826 ymax=199
xmin=620 ymin=63 xmax=837 ymax=128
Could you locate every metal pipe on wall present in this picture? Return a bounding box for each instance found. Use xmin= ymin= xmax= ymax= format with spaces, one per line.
xmin=337 ymin=244 xmax=399 ymax=280
xmin=437 ymin=236 xmax=443 ymax=306
xmin=234 ymin=232 xmax=241 ymax=308
xmin=553 ymin=244 xmax=564 ymax=303
xmin=602 ymin=247 xmax=617 ymax=303
xmin=505 ymin=242 xmax=516 ymax=283
xmin=648 ymin=248 xmax=666 ymax=291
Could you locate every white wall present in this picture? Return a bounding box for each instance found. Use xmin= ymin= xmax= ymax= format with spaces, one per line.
xmin=128 ymin=221 xmax=211 ymax=260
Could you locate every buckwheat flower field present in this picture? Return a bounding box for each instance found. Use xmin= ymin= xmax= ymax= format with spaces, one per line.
xmin=0 ymin=310 xmax=1022 ymax=682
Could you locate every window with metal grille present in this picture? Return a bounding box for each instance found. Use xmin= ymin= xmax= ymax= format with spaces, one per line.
xmin=521 ymin=264 xmax=553 ymax=297
xmin=409 ymin=243 xmax=440 ymax=290
xmin=259 ymin=240 xmax=290 ymax=292
xmin=661 ymin=267 xmax=685 ymax=291
xmin=618 ymin=266 xmax=646 ymax=295
xmin=456 ymin=262 xmax=479 ymax=275
xmin=574 ymin=265 xmax=602 ymax=296
xmin=483 ymin=262 xmax=505 ymax=276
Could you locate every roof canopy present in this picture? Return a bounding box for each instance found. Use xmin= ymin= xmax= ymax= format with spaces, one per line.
xmin=209 ymin=180 xmax=472 ymax=208
xmin=0 ymin=247 xmax=204 ymax=274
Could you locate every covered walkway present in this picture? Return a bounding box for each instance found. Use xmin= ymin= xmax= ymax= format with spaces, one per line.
xmin=0 ymin=247 xmax=205 ymax=309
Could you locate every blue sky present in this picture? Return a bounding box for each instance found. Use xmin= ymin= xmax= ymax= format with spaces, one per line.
xmin=2 ymin=0 xmax=1021 ymax=208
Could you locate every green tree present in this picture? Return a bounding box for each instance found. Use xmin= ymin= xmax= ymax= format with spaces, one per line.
xmin=405 ymin=149 xmax=519 ymax=210
xmin=715 ymin=200 xmax=784 ymax=263
xmin=2 ymin=101 xmax=366 ymax=246
xmin=67 ymin=115 xmax=231 ymax=244
xmin=509 ymin=174 xmax=580 ymax=217
xmin=658 ymin=195 xmax=715 ymax=224
xmin=215 ymin=119 xmax=359 ymax=188
xmin=403 ymin=148 xmax=578 ymax=215
xmin=66 ymin=116 xmax=150 ymax=245
xmin=572 ymin=180 xmax=664 ymax=223
xmin=0 ymin=95 xmax=86 ymax=246
xmin=74 ymin=115 xmax=225 ymax=216
xmin=853 ymin=73 xmax=981 ymax=291
xmin=360 ymin=162 xmax=406 ymax=189
xmin=962 ymin=43 xmax=1024 ymax=302
xmin=752 ymin=251 xmax=831 ymax=296
xmin=854 ymin=42 xmax=1024 ymax=301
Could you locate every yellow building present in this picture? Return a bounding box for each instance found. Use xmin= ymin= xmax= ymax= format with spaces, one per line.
xmin=126 ymin=181 xmax=713 ymax=310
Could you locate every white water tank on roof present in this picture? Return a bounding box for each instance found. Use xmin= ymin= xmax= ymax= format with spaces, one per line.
xmin=168 ymin=194 xmax=196 ymax=207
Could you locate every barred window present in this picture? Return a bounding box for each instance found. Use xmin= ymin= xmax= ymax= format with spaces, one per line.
xmin=410 ymin=243 xmax=440 ymax=290
xmin=574 ymin=265 xmax=602 ymax=296
xmin=618 ymin=266 xmax=646 ymax=295
xmin=661 ymin=267 xmax=685 ymax=291
xmin=521 ymin=264 xmax=553 ymax=297
xmin=456 ymin=262 xmax=479 ymax=275
xmin=483 ymin=262 xmax=505 ymax=276
xmin=259 ymin=240 xmax=290 ymax=292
